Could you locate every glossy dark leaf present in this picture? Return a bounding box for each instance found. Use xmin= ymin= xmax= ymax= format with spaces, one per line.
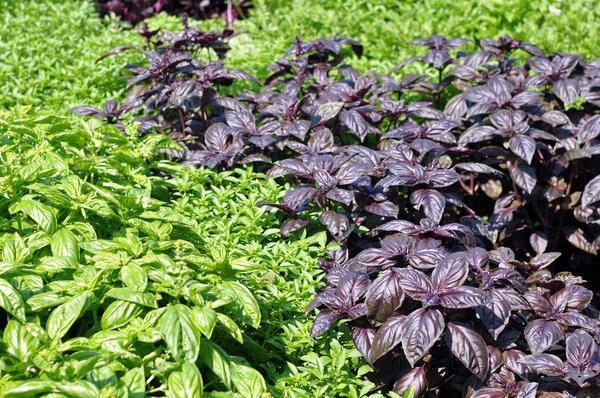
xmin=319 ymin=211 xmax=352 ymax=242
xmin=440 ymin=286 xmax=486 ymax=309
xmin=509 ymin=162 xmax=537 ymax=194
xmin=520 ymin=354 xmax=566 ymax=376
xmin=365 ymin=270 xmax=404 ymax=322
xmin=524 ymin=319 xmax=563 ymax=354
xmin=397 ymin=268 xmax=434 ymax=300
xmin=280 ymin=219 xmax=309 ymax=237
xmin=476 ymin=289 xmax=512 ymax=339
xmin=446 ymin=322 xmax=490 ymax=380
xmin=350 ymin=328 xmax=373 ymax=361
xmin=411 ymin=189 xmax=445 ymax=222
xmin=340 ymin=110 xmax=369 ymax=141
xmin=393 ymin=366 xmax=427 ymax=397
xmin=401 ymin=308 xmax=444 ymax=366
xmin=566 ymin=330 xmax=597 ymax=369
xmin=582 ymin=175 xmax=600 ymax=207
xmin=310 ymin=309 xmax=342 ymax=338
xmin=508 ymin=134 xmax=536 ymax=164
xmin=369 ymin=315 xmax=407 ymax=363
xmin=431 ymin=252 xmax=467 ymax=291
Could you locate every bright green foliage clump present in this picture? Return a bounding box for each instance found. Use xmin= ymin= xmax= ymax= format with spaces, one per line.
xmin=179 ymin=0 xmax=600 ymax=79
xmin=0 ymin=107 xmax=381 ymax=397
xmin=2 ymin=0 xmax=599 ymax=110
xmin=0 ymin=1 xmax=140 ymax=110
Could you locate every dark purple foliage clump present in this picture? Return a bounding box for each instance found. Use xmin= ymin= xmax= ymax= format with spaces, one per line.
xmin=73 ymin=26 xmax=600 ymax=396
xmin=97 ymin=0 xmax=251 ymax=27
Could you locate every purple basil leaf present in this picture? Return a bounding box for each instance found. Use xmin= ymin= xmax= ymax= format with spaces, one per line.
xmin=280 ymin=219 xmax=309 ymax=237
xmin=459 ymin=125 xmax=497 ymax=146
xmin=283 ymin=186 xmax=318 ymax=212
xmin=454 ymin=162 xmax=502 ymax=175
xmin=446 ymin=322 xmax=490 ymax=380
xmin=340 ymin=110 xmax=369 ymax=141
xmin=471 ymin=387 xmax=507 ymax=398
xmin=312 ymin=102 xmax=344 ymax=124
xmin=310 ymin=309 xmax=342 ymax=337
xmin=582 ymin=175 xmax=600 ymax=207
xmin=509 ymin=162 xmax=537 ymax=194
xmin=530 ymin=252 xmax=561 ymax=270
xmin=337 ymin=272 xmax=370 ymax=305
xmin=364 ymin=201 xmax=399 ymax=218
xmin=319 ymin=211 xmax=352 ymax=242
xmin=524 ymin=319 xmax=563 ymax=354
xmin=541 ymin=110 xmax=570 ymax=127
xmin=431 ymin=252 xmax=468 ymax=291
xmin=440 ymin=286 xmax=486 ymax=308
xmin=515 ymin=382 xmax=538 ymax=398
xmin=508 ymin=134 xmax=536 ymax=164
xmin=427 ymin=169 xmax=461 ymax=188
xmin=566 ymin=330 xmax=597 ymax=369
xmin=411 ymin=189 xmax=446 ymax=222
xmin=376 ymin=220 xmax=421 ymax=235
xmin=579 ymin=115 xmax=600 ymax=141
xmin=476 ymin=289 xmax=512 ymax=340
xmin=368 ymin=315 xmax=407 ymax=363
xmin=325 ymin=188 xmax=354 ymax=206
xmin=397 ymin=268 xmax=434 ymax=300
xmin=393 ymin=366 xmax=427 ymax=396
xmin=365 ymin=270 xmax=404 ymax=322
xmin=352 ymin=327 xmax=375 ymax=361
xmin=563 ymin=285 xmax=593 ymax=311
xmin=529 ymin=232 xmax=548 ymax=255
xmin=520 ymin=354 xmax=566 ymax=377
xmin=401 ymin=308 xmax=444 ymax=366
xmin=553 ymin=79 xmax=579 ymax=104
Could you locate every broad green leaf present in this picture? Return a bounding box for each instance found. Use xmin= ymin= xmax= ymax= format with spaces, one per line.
xmin=46 ymin=291 xmax=96 ymax=341
xmin=105 ymin=287 xmax=157 ymax=308
xmin=159 ymin=304 xmax=201 ymax=362
xmin=199 ymin=339 xmax=233 ymax=390
xmin=3 ymin=380 xmax=99 ymax=398
xmin=216 ymin=313 xmax=243 ymax=343
xmin=120 ymin=263 xmax=147 ymax=291
xmin=167 ymin=362 xmax=203 ymax=398
xmin=27 ymin=291 xmax=69 ymax=311
xmin=2 ymin=233 xmax=27 ymax=263
xmin=3 ymin=320 xmax=39 ymax=361
xmin=55 ymin=380 xmax=100 ymax=398
xmin=122 ymin=366 xmax=145 ymax=398
xmin=101 ymin=300 xmax=142 ymax=330
xmin=13 ymin=198 xmax=57 ymax=233
xmin=3 ymin=380 xmax=57 ymax=397
xmin=192 ymin=306 xmax=218 ymax=338
xmin=231 ymin=363 xmax=267 ymax=397
xmin=0 ymin=278 xmax=26 ymax=322
xmin=51 ymin=228 xmax=79 ymax=260
xmin=217 ymin=281 xmax=261 ymax=328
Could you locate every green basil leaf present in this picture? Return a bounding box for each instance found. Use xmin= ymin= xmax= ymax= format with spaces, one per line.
xmin=167 ymin=362 xmax=203 ymax=398
xmin=105 ymin=287 xmax=157 ymax=308
xmin=50 ymin=228 xmax=79 ymax=260
xmin=46 ymin=291 xmax=96 ymax=341
xmin=101 ymin=300 xmax=142 ymax=330
xmin=192 ymin=306 xmax=217 ymax=339
xmin=158 ymin=304 xmax=201 ymax=362
xmin=0 ymin=278 xmax=26 ymax=322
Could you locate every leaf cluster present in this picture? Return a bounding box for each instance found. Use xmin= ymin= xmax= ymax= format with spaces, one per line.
xmin=79 ymin=27 xmax=600 ymax=397
xmin=0 ymin=107 xmax=373 ymax=397
xmin=96 ymin=0 xmax=251 ymax=27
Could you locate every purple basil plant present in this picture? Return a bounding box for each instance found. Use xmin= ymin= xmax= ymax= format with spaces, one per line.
xmin=73 ymin=26 xmax=600 ymax=396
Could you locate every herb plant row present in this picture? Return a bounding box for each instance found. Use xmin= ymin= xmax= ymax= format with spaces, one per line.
xmin=74 ymin=22 xmax=600 ymax=397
